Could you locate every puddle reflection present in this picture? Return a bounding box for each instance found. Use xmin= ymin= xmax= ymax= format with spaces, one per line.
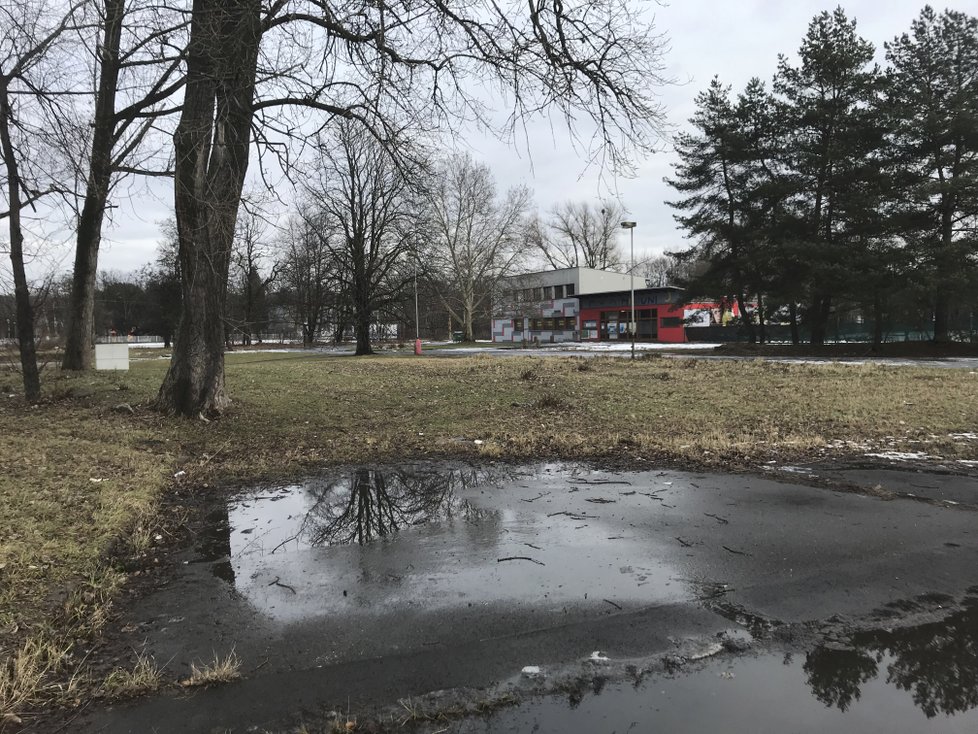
xmin=472 ymin=604 xmax=978 ymax=733
xmin=193 ymin=463 xmax=685 ymax=624
xmin=300 ymin=467 xmax=494 ymax=547
xmin=805 ymin=601 xmax=978 ymax=717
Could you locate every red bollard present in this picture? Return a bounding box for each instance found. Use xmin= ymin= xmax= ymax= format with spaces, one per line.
xmin=414 ymin=339 xmax=422 ymax=355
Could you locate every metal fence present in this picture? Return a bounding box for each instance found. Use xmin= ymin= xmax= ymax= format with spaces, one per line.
xmin=685 ymin=323 xmax=960 ymax=344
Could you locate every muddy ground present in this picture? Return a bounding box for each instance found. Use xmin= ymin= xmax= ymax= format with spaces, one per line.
xmin=43 ymin=459 xmax=978 ymax=733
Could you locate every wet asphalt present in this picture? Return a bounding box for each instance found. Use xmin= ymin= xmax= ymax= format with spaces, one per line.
xmin=73 ymin=462 xmax=978 ymax=734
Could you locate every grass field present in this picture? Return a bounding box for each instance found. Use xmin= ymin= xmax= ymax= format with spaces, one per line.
xmin=1 ymin=351 xmax=977 ymax=718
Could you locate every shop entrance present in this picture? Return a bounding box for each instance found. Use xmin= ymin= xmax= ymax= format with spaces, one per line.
xmin=600 ymin=309 xmax=658 ymax=340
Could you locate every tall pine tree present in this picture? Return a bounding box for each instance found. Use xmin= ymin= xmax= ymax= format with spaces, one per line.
xmin=885 ymin=7 xmax=978 ymax=343
xmin=775 ymin=8 xmax=882 ymax=345
xmin=666 ymin=78 xmax=773 ymax=342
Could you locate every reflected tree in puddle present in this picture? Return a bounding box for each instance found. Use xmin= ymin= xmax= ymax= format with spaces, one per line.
xmin=868 ymin=603 xmax=978 ymax=717
xmin=300 ymin=467 xmax=498 ymax=546
xmin=805 ymin=601 xmax=978 ymax=717
xmin=803 ymin=646 xmax=878 ymax=711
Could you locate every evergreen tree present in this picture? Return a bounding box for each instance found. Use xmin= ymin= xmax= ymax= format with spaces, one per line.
xmin=774 ymin=7 xmax=882 ymax=345
xmin=885 ymin=7 xmax=978 ymax=343
xmin=666 ymin=78 xmax=764 ymax=341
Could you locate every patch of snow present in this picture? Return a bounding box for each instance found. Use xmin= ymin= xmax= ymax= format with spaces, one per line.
xmin=521 ymin=665 xmax=542 ymax=677
xmin=864 ymin=451 xmax=934 ymax=461
xmin=559 ymin=342 xmax=720 ymax=352
xmin=957 ymin=460 xmax=978 ymax=467
xmin=949 ymin=433 xmax=978 ymax=441
xmin=772 ymin=466 xmax=815 ymax=475
xmin=589 ymin=651 xmax=610 ymax=663
xmin=689 ymin=642 xmax=725 ymax=661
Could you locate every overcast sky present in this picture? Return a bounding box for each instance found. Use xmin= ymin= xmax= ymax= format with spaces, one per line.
xmin=90 ymin=0 xmax=954 ymax=275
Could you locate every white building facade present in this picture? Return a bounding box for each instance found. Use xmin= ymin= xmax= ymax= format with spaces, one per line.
xmin=492 ymin=267 xmax=635 ymax=344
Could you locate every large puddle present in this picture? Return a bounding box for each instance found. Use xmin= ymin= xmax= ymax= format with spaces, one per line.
xmin=194 ymin=464 xmax=689 ymax=623
xmin=88 ymin=462 xmax=978 ymax=734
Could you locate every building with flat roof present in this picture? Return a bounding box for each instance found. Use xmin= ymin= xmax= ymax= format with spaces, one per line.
xmin=492 ymin=267 xmax=635 ymax=344
xmin=577 ymin=286 xmax=687 ymax=343
xmin=491 ymin=267 xmax=692 ymax=344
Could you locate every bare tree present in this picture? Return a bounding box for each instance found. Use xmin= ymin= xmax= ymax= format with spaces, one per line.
xmin=426 ymin=153 xmax=532 ymax=341
xmin=277 ymin=213 xmax=336 ymax=346
xmin=640 ymin=253 xmax=694 ymax=287
xmin=537 ymin=201 xmax=625 ymax=271
xmin=303 ymin=124 xmax=419 ymax=355
xmin=61 ymin=0 xmax=186 ymax=370
xmin=155 ymin=0 xmax=261 ymax=416
xmin=228 ymin=207 xmax=278 ymax=344
xmin=0 ymin=0 xmax=88 ymax=401
xmin=159 ymin=0 xmax=670 ymax=415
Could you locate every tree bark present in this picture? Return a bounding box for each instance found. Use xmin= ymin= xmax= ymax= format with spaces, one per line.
xmin=872 ymin=293 xmax=884 ymax=348
xmin=463 ymin=287 xmax=475 ymax=342
xmin=756 ymin=294 xmax=765 ymax=345
xmin=933 ymin=294 xmax=950 ymax=344
xmin=809 ymin=296 xmax=831 ymax=346
xmin=156 ymin=0 xmax=261 ymax=417
xmin=736 ymin=293 xmax=755 ymax=343
xmin=62 ymin=0 xmax=124 ymax=371
xmin=0 ymin=85 xmax=41 ymax=402
xmin=932 ymin=196 xmax=956 ymax=343
xmin=354 ymin=307 xmax=372 ymax=355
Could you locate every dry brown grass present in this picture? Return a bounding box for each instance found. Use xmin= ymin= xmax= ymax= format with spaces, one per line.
xmin=181 ymin=651 xmax=241 ymax=688
xmin=101 ymin=652 xmax=165 ymax=698
xmin=1 ymin=351 xmax=976 ymax=716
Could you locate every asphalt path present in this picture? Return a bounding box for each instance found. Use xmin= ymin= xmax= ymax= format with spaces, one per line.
xmin=76 ymin=462 xmax=978 ymax=734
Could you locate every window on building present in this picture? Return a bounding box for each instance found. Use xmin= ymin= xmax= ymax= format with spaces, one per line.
xmin=566 ymin=283 xmax=575 ymax=296
xmin=661 ymin=317 xmax=683 ymax=328
xmin=512 ymin=317 xmax=522 ymax=330
xmin=565 ymin=317 xmax=577 ymax=330
xmin=534 ymin=287 xmax=544 ymax=301
xmin=554 ymin=284 xmax=564 ymax=299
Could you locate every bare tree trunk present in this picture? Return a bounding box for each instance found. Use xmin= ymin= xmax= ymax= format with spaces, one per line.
xmin=62 ymin=0 xmax=124 ymax=371
xmin=354 ymin=307 xmax=372 ymax=355
xmin=0 ymin=86 xmax=41 ymax=402
xmin=463 ymin=287 xmax=475 ymax=342
xmin=156 ymin=0 xmax=261 ymax=417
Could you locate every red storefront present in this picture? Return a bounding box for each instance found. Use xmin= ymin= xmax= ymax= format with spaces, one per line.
xmin=577 ymin=287 xmax=688 ymax=343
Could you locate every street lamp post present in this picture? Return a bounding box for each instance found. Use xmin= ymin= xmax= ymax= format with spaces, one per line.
xmin=621 ymin=221 xmax=637 ymax=360
xmin=413 ymin=256 xmax=422 ymax=355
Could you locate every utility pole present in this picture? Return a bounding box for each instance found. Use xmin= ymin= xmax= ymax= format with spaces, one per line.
xmin=621 ymin=221 xmax=636 ymax=360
